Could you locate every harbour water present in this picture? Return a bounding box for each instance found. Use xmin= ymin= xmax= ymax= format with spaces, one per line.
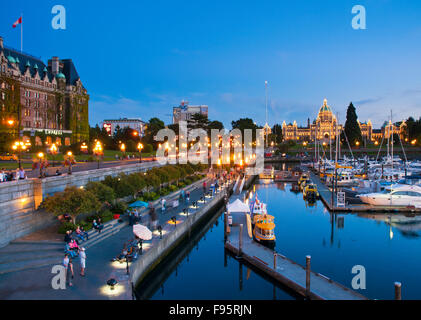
xmin=137 ymin=170 xmax=421 ymax=300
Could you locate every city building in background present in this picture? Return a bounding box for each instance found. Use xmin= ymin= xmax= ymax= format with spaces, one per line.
xmin=282 ymin=98 xmax=407 ymax=143
xmin=172 ymin=100 xmax=208 ymax=124
xmin=0 ymin=36 xmax=89 ymax=148
xmin=282 ymin=99 xmax=342 ymax=142
xmin=102 ymin=118 xmax=146 ymax=137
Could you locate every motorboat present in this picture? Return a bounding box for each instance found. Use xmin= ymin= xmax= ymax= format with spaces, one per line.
xmin=253 ymin=214 xmax=275 ymax=248
xmin=357 ymin=184 xmax=421 ymax=207
xmin=249 ymin=194 xmax=267 ymax=226
xmin=303 ymin=183 xmax=320 ymax=200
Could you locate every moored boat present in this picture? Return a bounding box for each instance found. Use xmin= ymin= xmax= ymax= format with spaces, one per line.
xmin=253 ymin=214 xmax=276 ymax=248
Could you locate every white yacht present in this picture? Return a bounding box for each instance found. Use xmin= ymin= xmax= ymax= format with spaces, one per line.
xmin=357 ymin=184 xmax=421 ymax=207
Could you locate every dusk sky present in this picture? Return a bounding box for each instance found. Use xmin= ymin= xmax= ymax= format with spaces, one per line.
xmin=2 ymin=0 xmax=421 ymax=128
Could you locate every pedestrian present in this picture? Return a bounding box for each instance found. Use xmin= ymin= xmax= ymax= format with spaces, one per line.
xmin=79 ymin=247 xmax=86 ymax=276
xmin=150 ymin=207 xmax=158 ymax=230
xmin=18 ymin=167 xmax=26 ymax=180
xmin=128 ymin=212 xmax=134 ymax=226
xmin=63 ymin=254 xmax=73 ymax=287
xmin=203 ymin=181 xmax=207 ymax=194
xmin=186 ymin=191 xmax=190 ymax=204
xmin=161 ymin=198 xmax=166 ymax=212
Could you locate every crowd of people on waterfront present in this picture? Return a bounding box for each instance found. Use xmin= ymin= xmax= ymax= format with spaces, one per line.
xmin=0 ymin=167 xmax=26 ymax=182
xmin=63 ymin=227 xmax=89 ymax=287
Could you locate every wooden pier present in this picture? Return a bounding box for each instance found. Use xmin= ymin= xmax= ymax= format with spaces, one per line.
xmin=224 ymin=210 xmax=367 ymax=300
xmin=309 ymin=171 xmax=421 ymax=213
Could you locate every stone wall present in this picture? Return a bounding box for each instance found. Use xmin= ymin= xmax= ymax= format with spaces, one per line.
xmin=130 ymin=186 xmax=229 ymax=287
xmin=0 ymin=161 xmax=162 ymax=248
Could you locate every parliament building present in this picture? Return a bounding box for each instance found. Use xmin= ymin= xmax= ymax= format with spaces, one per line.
xmin=282 ymin=99 xmax=407 ymax=143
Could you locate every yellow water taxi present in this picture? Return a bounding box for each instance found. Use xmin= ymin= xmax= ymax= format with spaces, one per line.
xmin=303 ymin=183 xmax=320 ymax=200
xmin=298 ymin=173 xmax=310 ymax=190
xmin=253 ymin=214 xmax=276 ymax=248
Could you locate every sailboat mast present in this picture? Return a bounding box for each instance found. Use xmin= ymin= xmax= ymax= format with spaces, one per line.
xmin=391 ymin=110 xmax=393 ymax=172
xmin=265 ymin=81 xmax=268 ymax=148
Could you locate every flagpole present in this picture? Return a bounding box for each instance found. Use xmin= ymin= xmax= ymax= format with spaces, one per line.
xmin=21 ymin=13 xmax=23 ymax=53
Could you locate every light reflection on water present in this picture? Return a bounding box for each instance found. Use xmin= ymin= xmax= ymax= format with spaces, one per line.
xmin=139 ymin=166 xmax=421 ymax=300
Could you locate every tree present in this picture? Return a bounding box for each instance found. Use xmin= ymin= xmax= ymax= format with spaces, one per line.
xmin=231 ymin=118 xmax=258 ymax=132
xmin=42 ymin=186 xmax=101 ymax=224
xmin=144 ymin=117 xmax=165 ymax=148
xmin=188 ymin=113 xmax=209 ymax=130
xmin=343 ymin=102 xmax=362 ymax=146
xmin=231 ymin=118 xmax=259 ymax=142
xmin=271 ymin=124 xmax=283 ymax=144
xmin=85 ymin=181 xmax=115 ymax=204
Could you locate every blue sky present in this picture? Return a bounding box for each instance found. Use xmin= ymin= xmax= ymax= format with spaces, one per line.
xmin=2 ymin=0 xmax=421 ymax=128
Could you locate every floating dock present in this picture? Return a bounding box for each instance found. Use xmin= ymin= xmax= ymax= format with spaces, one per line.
xmin=224 ymin=210 xmax=367 ymax=300
xmin=309 ymin=171 xmax=421 ymax=213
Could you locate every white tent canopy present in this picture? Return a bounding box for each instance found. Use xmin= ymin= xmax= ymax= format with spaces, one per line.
xmin=227 ymin=199 xmax=250 ymax=213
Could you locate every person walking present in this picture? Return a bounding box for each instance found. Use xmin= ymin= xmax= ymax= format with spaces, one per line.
xmin=79 ymin=247 xmax=86 ymax=276
xmin=161 ymin=198 xmax=166 ymax=212
xmin=150 ymin=207 xmax=158 ymax=230
xmin=63 ymin=254 xmax=74 ymax=287
xmin=203 ymin=181 xmax=207 ymax=194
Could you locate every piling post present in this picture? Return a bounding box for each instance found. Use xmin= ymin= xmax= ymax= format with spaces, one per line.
xmin=239 ymin=224 xmax=243 ymax=256
xmin=306 ymin=255 xmax=311 ymax=297
xmin=224 ymin=212 xmax=228 ymax=242
xmin=394 ymin=282 xmax=402 ymax=300
xmin=273 ymin=252 xmax=277 ymax=270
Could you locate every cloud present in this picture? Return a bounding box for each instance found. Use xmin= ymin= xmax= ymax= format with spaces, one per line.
xmin=353 ymin=97 xmax=382 ymax=105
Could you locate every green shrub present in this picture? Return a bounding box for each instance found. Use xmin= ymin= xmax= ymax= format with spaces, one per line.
xmin=58 ymin=222 xmax=76 ymax=234
xmin=100 ymin=209 xmax=114 ymax=223
xmin=85 ymin=181 xmax=116 ymax=203
xmin=111 ymin=201 xmax=128 ymax=214
xmin=79 ymin=220 xmax=92 ymax=231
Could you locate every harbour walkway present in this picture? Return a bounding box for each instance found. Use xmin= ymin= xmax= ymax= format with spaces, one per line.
xmin=225 ymin=205 xmax=367 ymax=300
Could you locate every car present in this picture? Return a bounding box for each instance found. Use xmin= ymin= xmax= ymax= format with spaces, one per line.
xmin=0 ymin=153 xmax=18 ymax=161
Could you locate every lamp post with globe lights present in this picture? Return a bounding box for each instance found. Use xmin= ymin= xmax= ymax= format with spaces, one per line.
xmin=137 ymin=143 xmax=143 ymax=163
xmin=93 ymin=141 xmax=103 ymax=169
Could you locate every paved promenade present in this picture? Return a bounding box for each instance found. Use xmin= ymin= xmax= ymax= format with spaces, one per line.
xmin=23 ymin=157 xmax=156 ymax=179
xmin=0 ymin=176 xmax=230 ymax=300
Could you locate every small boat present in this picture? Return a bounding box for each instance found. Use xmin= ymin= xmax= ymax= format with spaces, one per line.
xmin=298 ymin=173 xmax=310 ymax=188
xmin=357 ymin=184 xmax=421 ymax=207
xmin=303 ymin=183 xmax=320 ymax=200
xmin=253 ymin=214 xmax=276 ymax=248
xmin=250 ymin=194 xmax=267 ymax=227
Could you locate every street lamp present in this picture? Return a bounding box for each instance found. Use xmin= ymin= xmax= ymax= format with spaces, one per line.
xmin=12 ymin=141 xmax=27 ymax=167
xmin=50 ymin=143 xmax=57 ymax=167
xmin=80 ymin=142 xmax=88 ymax=153
xmin=120 ymin=143 xmax=126 ymax=159
xmin=411 ymin=139 xmax=417 ymax=146
xmin=93 ymin=141 xmax=103 ymax=169
xmin=37 ymin=152 xmax=45 ymax=178
xmin=65 ymin=151 xmax=74 ymax=174
xmin=137 ymin=143 xmax=143 ymax=163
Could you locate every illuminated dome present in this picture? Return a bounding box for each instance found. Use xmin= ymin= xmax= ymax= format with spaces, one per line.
xmin=319 ymin=99 xmax=331 ymax=113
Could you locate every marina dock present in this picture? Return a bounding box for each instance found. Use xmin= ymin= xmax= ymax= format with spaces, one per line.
xmin=309 ymin=171 xmax=421 ymax=213
xmin=224 ymin=210 xmax=367 ymax=300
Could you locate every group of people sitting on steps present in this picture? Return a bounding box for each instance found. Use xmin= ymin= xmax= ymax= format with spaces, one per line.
xmin=63 ymin=218 xmax=105 ymax=258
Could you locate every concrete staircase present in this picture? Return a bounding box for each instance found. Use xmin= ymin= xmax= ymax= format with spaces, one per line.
xmin=0 ymin=219 xmax=128 ymax=275
xmin=76 ymin=219 xmax=128 ymax=250
xmin=0 ymin=241 xmax=63 ymax=274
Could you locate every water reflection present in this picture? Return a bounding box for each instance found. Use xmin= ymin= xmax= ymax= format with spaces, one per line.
xmin=138 ymin=165 xmax=421 ymax=300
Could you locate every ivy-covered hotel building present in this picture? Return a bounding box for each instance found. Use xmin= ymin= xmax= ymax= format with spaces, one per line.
xmin=0 ymin=36 xmax=89 ymax=150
